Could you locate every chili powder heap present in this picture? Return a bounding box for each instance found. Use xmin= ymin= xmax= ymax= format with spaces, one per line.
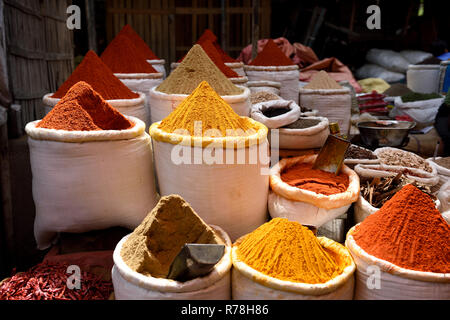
xmin=118 ymin=24 xmax=159 ymax=60
xmin=179 ymin=40 xmax=239 ymax=78
xmin=196 ymin=29 xmax=237 ymax=63
xmin=353 ymin=184 xmax=450 ymax=274
xmin=249 ymin=39 xmax=295 ymax=66
xmin=100 ymin=33 xmax=158 ymax=74
xmin=281 ymin=163 xmax=349 ymax=195
xmin=38 ymin=81 xmax=133 ymax=131
xmin=52 ymin=50 xmax=138 ymax=100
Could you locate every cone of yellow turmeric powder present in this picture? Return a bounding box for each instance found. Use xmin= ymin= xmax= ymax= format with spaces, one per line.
xmin=232 ymin=218 xmax=356 ymax=299
xmin=149 ymin=44 xmax=251 ymax=123
xmin=149 ymin=81 xmax=269 ymax=241
xmin=111 ymin=195 xmax=233 ymax=300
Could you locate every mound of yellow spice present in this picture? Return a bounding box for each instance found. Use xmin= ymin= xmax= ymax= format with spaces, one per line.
xmin=236 ymin=218 xmax=346 ymax=284
xmin=158 ymin=81 xmax=257 ymax=137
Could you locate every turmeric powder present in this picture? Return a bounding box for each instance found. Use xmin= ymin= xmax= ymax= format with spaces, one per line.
xmin=158 ymin=81 xmax=257 ymax=137
xmin=236 ymin=218 xmax=346 ymax=284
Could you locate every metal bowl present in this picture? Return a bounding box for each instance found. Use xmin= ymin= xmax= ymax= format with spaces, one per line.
xmin=357 ymin=120 xmax=416 ymax=148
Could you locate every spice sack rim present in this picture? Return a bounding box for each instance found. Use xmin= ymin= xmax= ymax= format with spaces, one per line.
xmin=151 ymin=84 xmax=249 ymax=99
xmin=43 ymin=92 xmax=146 ymax=108
xmin=114 ymin=72 xmax=164 ymax=80
xmin=113 ymin=225 xmax=232 ymax=293
xmin=277 ymin=116 xmax=330 ymax=136
xmin=270 ymin=154 xmax=360 ymax=209
xmin=232 ymin=235 xmax=356 ymax=295
xmin=244 ymin=64 xmax=299 ymax=72
xmin=149 ymin=117 xmax=268 ymax=149
xmin=346 ymin=226 xmax=450 ymax=283
xmin=25 ymin=116 xmax=145 ymax=143
xmin=299 ymin=87 xmax=351 ymax=95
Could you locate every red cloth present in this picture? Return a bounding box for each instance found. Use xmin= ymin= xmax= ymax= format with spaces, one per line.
xmin=237 ymin=38 xmax=362 ymax=92
xmin=237 ymin=37 xmax=301 ymax=65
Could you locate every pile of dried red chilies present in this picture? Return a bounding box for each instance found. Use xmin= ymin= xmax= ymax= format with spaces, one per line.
xmin=0 ymin=261 xmax=112 ymax=300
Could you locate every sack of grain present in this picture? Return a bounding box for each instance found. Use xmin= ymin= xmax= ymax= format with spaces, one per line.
xmin=250 ymin=99 xmax=301 ymax=129
xmin=355 ymin=64 xmax=405 ymax=83
xmin=148 ymin=85 xmax=251 ymax=123
xmin=42 ymin=92 xmax=148 ymax=128
xmin=115 ymin=72 xmax=164 ymax=126
xmin=247 ymin=80 xmax=281 ymax=95
xmin=269 ymin=155 xmax=360 ymax=227
xmin=346 ymin=226 xmax=450 ymax=300
xmin=299 ymin=71 xmax=352 ymax=135
xmin=276 ymin=116 xmax=329 ymax=150
xmin=392 ymin=95 xmax=443 ymax=124
xmin=406 ymin=64 xmax=441 ymax=94
xmin=112 ymin=225 xmax=232 ymax=300
xmin=147 ymin=59 xmax=167 ymax=79
xmin=244 ymin=65 xmax=300 ymax=103
xmin=344 ymin=145 xmax=380 ymax=169
xmin=366 ymin=49 xmax=410 ymax=74
xmin=232 ymin=236 xmax=356 ymax=300
xmin=26 ymin=116 xmax=159 ymax=249
xmin=225 ymin=62 xmax=245 ymax=77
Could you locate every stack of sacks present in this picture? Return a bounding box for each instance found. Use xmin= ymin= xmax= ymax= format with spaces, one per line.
xmin=117 ymin=24 xmax=167 ymax=78
xmin=150 ymin=44 xmax=250 ymax=122
xmin=244 ymin=40 xmax=300 ymax=103
xmin=42 ymin=51 xmax=147 ymax=125
xmin=26 ymin=81 xmax=159 ymax=249
xmin=101 ymin=32 xmax=164 ymax=126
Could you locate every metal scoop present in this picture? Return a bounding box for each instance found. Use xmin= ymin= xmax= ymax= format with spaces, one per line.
xmin=167 ymin=244 xmax=225 ymax=282
xmin=312 ymin=134 xmax=351 ymax=175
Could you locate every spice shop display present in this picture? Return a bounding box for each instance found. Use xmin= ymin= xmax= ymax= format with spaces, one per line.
xmin=150 ymin=45 xmax=250 ymax=122
xmin=26 ymin=82 xmax=158 ymax=249
xmin=269 ymin=154 xmax=359 ymax=227
xmin=346 ymin=184 xmax=450 ymax=300
xmin=244 ymin=40 xmax=300 ymax=103
xmin=149 ymin=81 xmax=269 ymax=241
xmin=112 ymin=195 xmax=232 ymax=300
xmin=232 ymin=218 xmax=355 ymax=300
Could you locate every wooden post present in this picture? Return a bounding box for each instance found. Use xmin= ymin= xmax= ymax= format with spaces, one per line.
xmin=0 ymin=107 xmax=14 ymax=272
xmin=251 ymin=0 xmax=260 ymax=60
xmin=85 ymin=0 xmax=97 ymax=53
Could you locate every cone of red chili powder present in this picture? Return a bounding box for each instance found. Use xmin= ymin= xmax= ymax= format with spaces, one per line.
xmin=353 ymin=184 xmax=450 ymax=274
xmin=52 ymin=50 xmax=138 ymax=100
xmin=249 ymin=39 xmax=294 ymax=66
xmin=38 ymin=81 xmax=133 ymax=131
xmin=196 ymin=29 xmax=237 ymax=63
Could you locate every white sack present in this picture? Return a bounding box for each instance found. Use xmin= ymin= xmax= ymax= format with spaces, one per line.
xmin=225 ymin=62 xmax=246 ymax=77
xmin=269 ymin=155 xmax=359 ymax=227
xmin=437 ymin=180 xmax=450 ymax=223
xmin=400 ymin=50 xmax=433 ymax=64
xmin=232 ymin=236 xmax=356 ymax=300
xmin=247 ymin=80 xmax=281 ymax=95
xmin=392 ymin=96 xmax=443 ymax=124
xmin=407 ymin=64 xmax=441 ymax=94
xmin=355 ymin=64 xmax=405 ymax=83
xmin=151 ymin=138 xmax=269 ymax=241
xmin=147 ymin=59 xmax=167 ymax=79
xmin=25 ymin=117 xmax=159 ymax=249
xmin=115 ymin=72 xmax=164 ymax=127
xmin=112 ymin=226 xmax=232 ymax=300
xmin=346 ymin=227 xmax=450 ymax=300
xmin=230 ymin=76 xmax=248 ymax=87
xmin=276 ymin=116 xmax=329 ymax=150
xmin=366 ymin=49 xmax=410 ymax=74
xmin=148 ymin=86 xmax=251 ymax=123
xmin=42 ymin=92 xmax=148 ymax=127
xmin=299 ymin=87 xmax=352 ymax=135
xmin=244 ymin=65 xmax=300 ymax=103
xmin=250 ymin=99 xmax=300 ymax=129
xmin=438 ymin=60 xmax=450 ymax=93
xmin=353 ymin=194 xmax=378 ymax=224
